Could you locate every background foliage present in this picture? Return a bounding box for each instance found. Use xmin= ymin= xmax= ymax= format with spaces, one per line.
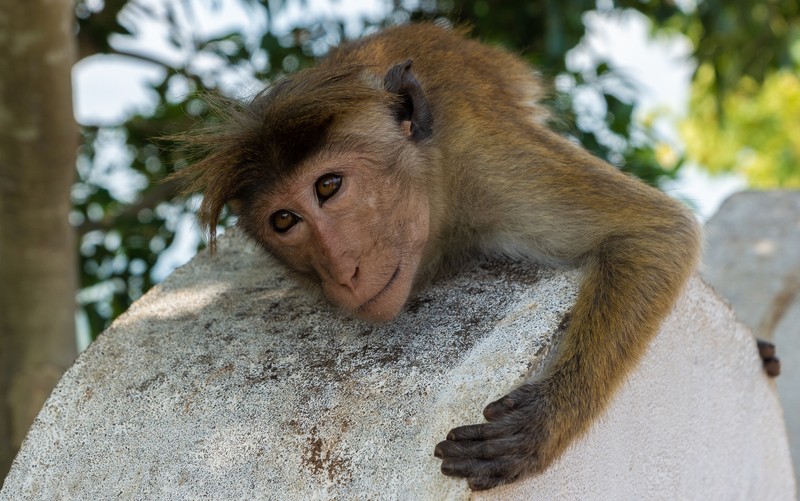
xmin=73 ymin=0 xmax=800 ymax=340
xmin=682 ymin=66 xmax=800 ymax=187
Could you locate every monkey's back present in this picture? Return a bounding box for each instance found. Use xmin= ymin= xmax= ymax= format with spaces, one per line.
xmin=321 ymin=23 xmax=551 ymax=127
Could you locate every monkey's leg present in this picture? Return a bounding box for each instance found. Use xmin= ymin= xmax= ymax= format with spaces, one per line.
xmin=757 ymin=339 xmax=780 ymax=377
xmin=436 ymin=232 xmax=698 ymax=490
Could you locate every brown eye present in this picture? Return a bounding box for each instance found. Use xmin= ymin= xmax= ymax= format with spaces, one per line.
xmin=315 ymin=174 xmax=342 ymax=204
xmin=271 ymin=210 xmax=300 ymax=233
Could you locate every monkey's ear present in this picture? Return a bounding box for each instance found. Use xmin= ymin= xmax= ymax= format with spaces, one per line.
xmin=383 ymin=60 xmax=433 ymax=141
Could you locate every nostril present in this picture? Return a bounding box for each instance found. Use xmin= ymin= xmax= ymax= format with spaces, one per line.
xmin=352 ymin=266 xmax=360 ymax=282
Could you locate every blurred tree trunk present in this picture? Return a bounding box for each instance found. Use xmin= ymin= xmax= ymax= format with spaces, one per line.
xmin=0 ymin=0 xmax=78 ymax=484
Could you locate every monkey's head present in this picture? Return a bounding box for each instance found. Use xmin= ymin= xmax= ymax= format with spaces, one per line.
xmin=177 ymin=61 xmax=436 ymax=322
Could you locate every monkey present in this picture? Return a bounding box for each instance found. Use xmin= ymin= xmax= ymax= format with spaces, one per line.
xmin=174 ymin=22 xmax=748 ymax=490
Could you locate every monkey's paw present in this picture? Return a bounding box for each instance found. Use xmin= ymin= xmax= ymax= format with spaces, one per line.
xmin=757 ymin=339 xmax=780 ymax=377
xmin=434 ymin=383 xmax=560 ymax=491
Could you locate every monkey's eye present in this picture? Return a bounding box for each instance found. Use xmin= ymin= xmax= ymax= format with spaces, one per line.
xmin=315 ymin=174 xmax=342 ymax=204
xmin=271 ymin=210 xmax=300 ymax=233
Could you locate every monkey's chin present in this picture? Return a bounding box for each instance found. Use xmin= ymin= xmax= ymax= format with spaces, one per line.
xmin=353 ymin=265 xmax=411 ymax=323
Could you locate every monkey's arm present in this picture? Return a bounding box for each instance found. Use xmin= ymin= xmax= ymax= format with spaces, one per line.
xmin=434 ymin=131 xmax=702 ymax=491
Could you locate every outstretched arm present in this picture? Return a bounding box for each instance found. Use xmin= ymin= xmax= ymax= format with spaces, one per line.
xmin=435 ymin=131 xmax=702 ymax=490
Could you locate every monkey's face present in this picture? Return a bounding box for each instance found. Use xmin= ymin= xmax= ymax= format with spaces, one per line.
xmin=252 ymin=151 xmax=431 ymax=323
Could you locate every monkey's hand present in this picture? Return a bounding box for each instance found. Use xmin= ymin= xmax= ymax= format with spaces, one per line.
xmin=434 ymin=380 xmax=570 ymax=491
xmin=757 ymin=339 xmax=780 ymax=377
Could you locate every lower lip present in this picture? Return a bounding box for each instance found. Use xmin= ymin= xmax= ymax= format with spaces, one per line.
xmin=359 ymin=265 xmax=400 ymax=311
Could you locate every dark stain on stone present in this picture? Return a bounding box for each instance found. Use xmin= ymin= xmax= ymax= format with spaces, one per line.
xmin=195 ymin=354 xmax=213 ymax=366
xmin=406 ymin=296 xmax=433 ymax=314
xmin=478 ymin=259 xmax=541 ymax=285
xmin=205 ymin=363 xmax=234 ymax=384
xmin=304 ymin=427 xmax=325 ymax=475
xmin=245 ymin=364 xmax=274 ymax=385
xmin=133 ymin=372 xmax=166 ymax=393
xmin=301 ymin=426 xmax=353 ymax=484
xmin=296 ymin=328 xmax=314 ymax=340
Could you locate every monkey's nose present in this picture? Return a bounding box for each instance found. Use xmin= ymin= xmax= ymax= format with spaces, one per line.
xmin=330 ymin=264 xmax=359 ymax=291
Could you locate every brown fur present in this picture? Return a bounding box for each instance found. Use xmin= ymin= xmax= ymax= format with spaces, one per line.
xmin=174 ymin=23 xmax=702 ymax=490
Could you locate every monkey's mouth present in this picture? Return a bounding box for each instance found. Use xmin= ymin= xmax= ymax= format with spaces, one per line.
xmin=358 ymin=265 xmax=401 ymax=312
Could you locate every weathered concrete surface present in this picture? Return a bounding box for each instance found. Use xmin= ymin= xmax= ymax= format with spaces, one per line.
xmin=1 ymin=229 xmax=795 ymax=500
xmin=703 ymin=190 xmax=800 ymax=488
